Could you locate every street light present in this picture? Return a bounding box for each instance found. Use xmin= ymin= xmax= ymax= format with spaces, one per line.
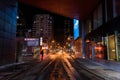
xmin=52 ymin=40 xmax=55 ymax=43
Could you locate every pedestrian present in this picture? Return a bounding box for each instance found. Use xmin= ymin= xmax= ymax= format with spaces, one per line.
xmin=40 ymin=50 xmax=44 ymax=61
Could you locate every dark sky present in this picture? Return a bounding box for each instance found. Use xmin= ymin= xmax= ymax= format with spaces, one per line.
xmin=18 ymin=2 xmax=72 ymax=44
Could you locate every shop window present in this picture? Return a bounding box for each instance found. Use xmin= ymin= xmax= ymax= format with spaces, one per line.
xmin=109 ymin=35 xmax=116 ymax=60
xmin=117 ymin=33 xmax=120 ymax=61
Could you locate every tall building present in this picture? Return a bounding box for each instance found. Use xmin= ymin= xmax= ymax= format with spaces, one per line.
xmin=64 ymin=19 xmax=73 ymax=37
xmin=0 ymin=0 xmax=18 ymax=65
xmin=16 ymin=10 xmax=27 ymax=37
xmin=32 ymin=14 xmax=54 ymax=47
xmin=64 ymin=19 xmax=73 ymax=43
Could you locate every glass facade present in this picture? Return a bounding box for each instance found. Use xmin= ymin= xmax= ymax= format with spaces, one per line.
xmin=93 ymin=4 xmax=103 ymax=30
xmin=0 ymin=0 xmax=17 ymax=65
xmin=108 ymin=35 xmax=116 ymax=60
xmin=106 ymin=0 xmax=120 ymax=21
xmin=106 ymin=0 xmax=113 ymax=21
xmin=115 ymin=0 xmax=120 ymax=16
xmin=86 ymin=17 xmax=92 ymax=34
xmin=105 ymin=31 xmax=120 ymax=61
xmin=85 ymin=0 xmax=120 ymax=61
xmin=117 ymin=33 xmax=120 ymax=61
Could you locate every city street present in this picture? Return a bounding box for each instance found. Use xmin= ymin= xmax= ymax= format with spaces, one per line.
xmin=1 ymin=51 xmax=120 ymax=80
xmin=0 ymin=1 xmax=120 ymax=80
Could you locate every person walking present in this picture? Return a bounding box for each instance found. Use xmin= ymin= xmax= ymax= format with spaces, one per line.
xmin=40 ymin=50 xmax=44 ymax=61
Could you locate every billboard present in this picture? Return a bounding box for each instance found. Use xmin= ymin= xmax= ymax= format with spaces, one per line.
xmin=27 ymin=41 xmax=39 ymax=46
xmin=24 ymin=38 xmax=39 ymax=46
xmin=73 ymin=19 xmax=80 ymax=40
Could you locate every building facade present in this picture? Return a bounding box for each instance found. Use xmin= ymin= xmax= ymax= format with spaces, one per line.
xmin=83 ymin=0 xmax=120 ymax=61
xmin=64 ymin=19 xmax=73 ymax=40
xmin=32 ymin=14 xmax=54 ymax=47
xmin=16 ymin=9 xmax=28 ymax=62
xmin=0 ymin=0 xmax=18 ymax=65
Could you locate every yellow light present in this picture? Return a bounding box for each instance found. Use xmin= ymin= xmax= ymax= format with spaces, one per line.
xmin=95 ymin=46 xmax=102 ymax=50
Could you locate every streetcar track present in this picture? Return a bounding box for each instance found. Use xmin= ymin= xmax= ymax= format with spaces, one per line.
xmin=48 ymin=58 xmax=70 ymax=80
xmin=34 ymin=59 xmax=55 ymax=80
xmin=13 ymin=60 xmax=54 ymax=80
xmin=0 ymin=54 xmax=107 ymax=80
xmin=0 ymin=61 xmax=41 ymax=80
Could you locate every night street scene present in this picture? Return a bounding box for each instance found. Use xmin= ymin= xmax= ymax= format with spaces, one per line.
xmin=0 ymin=0 xmax=120 ymax=80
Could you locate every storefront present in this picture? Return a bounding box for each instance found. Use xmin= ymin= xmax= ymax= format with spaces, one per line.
xmin=84 ymin=0 xmax=120 ymax=61
xmin=106 ymin=31 xmax=120 ymax=61
xmin=86 ymin=39 xmax=107 ymax=60
xmin=86 ymin=30 xmax=120 ymax=61
xmin=74 ymin=37 xmax=82 ymax=58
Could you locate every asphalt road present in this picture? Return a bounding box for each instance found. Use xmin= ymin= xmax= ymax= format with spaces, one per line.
xmin=0 ymin=52 xmax=106 ymax=80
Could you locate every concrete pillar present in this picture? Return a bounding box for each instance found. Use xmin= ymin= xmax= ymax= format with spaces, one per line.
xmin=106 ymin=33 xmax=110 ymax=60
xmin=81 ymin=22 xmax=86 ymax=59
xmin=114 ymin=31 xmax=119 ymax=61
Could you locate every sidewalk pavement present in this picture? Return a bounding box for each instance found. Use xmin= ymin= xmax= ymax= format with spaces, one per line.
xmin=0 ymin=62 xmax=25 ymax=70
xmin=94 ymin=59 xmax=120 ymax=72
xmin=76 ymin=58 xmax=120 ymax=80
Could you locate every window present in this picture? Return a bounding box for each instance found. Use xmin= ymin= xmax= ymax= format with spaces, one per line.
xmin=93 ymin=4 xmax=103 ymax=29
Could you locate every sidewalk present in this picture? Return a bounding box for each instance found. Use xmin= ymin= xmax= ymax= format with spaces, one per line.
xmin=94 ymin=59 xmax=120 ymax=72
xmin=0 ymin=62 xmax=25 ymax=70
xmin=76 ymin=58 xmax=120 ymax=80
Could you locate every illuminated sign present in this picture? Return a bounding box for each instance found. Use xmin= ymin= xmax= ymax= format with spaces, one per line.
xmin=24 ymin=38 xmax=39 ymax=46
xmin=24 ymin=38 xmax=39 ymax=41
xmin=73 ymin=19 xmax=80 ymax=40
xmin=40 ymin=37 xmax=43 ymax=46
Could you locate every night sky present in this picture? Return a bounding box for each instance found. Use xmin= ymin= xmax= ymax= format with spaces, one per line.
xmin=18 ymin=2 xmax=72 ymax=44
